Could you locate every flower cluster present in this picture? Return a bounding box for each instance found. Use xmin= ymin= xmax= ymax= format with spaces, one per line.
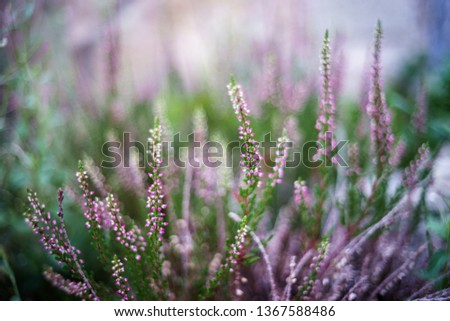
xmin=315 ymin=31 xmax=336 ymax=161
xmin=111 ymin=256 xmax=135 ymax=301
xmin=268 ymin=130 xmax=289 ymax=186
xmin=146 ymin=118 xmax=168 ymax=241
xmin=91 ymin=197 xmax=114 ymax=230
xmin=294 ymin=180 xmax=311 ymax=207
xmin=298 ymin=240 xmax=329 ymax=300
xmin=76 ymin=164 xmax=101 ymax=231
xmin=84 ymin=156 xmax=108 ymax=197
xmin=366 ymin=21 xmax=395 ymax=175
xmin=43 ymin=267 xmax=91 ymax=300
xmin=107 ymin=194 xmax=147 ymax=261
xmin=25 ymin=188 xmax=98 ymax=299
xmin=227 ymin=80 xmax=263 ymax=189
xmin=225 ymin=221 xmax=249 ymax=273
xmin=25 ymin=189 xmax=83 ymax=271
xmin=76 ymin=164 xmax=147 ymax=261
xmin=403 ymin=143 xmax=430 ymax=189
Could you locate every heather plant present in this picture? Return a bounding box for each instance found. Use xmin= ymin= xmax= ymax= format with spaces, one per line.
xmin=10 ymin=20 xmax=450 ymax=301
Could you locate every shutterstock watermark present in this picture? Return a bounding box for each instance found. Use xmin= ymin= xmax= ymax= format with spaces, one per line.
xmin=100 ymin=132 xmax=348 ymax=169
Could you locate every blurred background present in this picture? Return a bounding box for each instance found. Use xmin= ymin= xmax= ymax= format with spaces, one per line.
xmin=1 ymin=0 xmax=449 ymax=300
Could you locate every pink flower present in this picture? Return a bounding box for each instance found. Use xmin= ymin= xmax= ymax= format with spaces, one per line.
xmin=294 ymin=180 xmax=311 ymax=207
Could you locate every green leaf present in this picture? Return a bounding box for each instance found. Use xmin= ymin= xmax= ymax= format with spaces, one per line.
xmin=243 ymin=254 xmax=260 ymax=266
xmin=422 ymin=249 xmax=449 ymax=279
xmin=0 ymin=246 xmax=21 ymax=300
xmin=427 ymin=217 xmax=450 ymax=240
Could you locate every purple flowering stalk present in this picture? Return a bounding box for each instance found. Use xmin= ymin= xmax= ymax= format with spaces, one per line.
xmin=359 ymin=21 xmax=395 ymax=223
xmin=76 ymin=162 xmax=154 ymax=298
xmin=204 ymin=213 xmax=250 ymax=299
xmin=366 ymin=20 xmax=395 ymax=178
xmin=192 ymin=109 xmax=226 ymax=205
xmin=294 ymin=179 xmax=314 ymax=232
xmin=294 ymin=179 xmax=311 ymax=208
xmin=145 ymin=117 xmax=169 ymax=296
xmin=346 ymin=143 xmax=361 ymax=178
xmin=389 ymin=139 xmax=407 ymax=167
xmin=297 ymin=239 xmax=329 ymax=300
xmin=154 ymin=99 xmax=180 ymax=228
xmin=24 ymin=188 xmax=98 ymax=300
xmin=84 ymin=156 xmax=108 ymax=198
xmin=76 ymin=162 xmax=113 ymax=267
xmin=205 ymin=79 xmax=289 ymax=299
xmin=111 ymin=255 xmax=135 ymax=301
xmin=104 ymin=193 xmax=156 ymax=299
xmin=28 ymin=120 xmax=171 ymax=300
xmin=191 ymin=111 xmax=230 ymax=255
xmin=403 ymin=143 xmax=430 ymax=191
xmin=43 ymin=267 xmax=91 ymax=300
xmin=224 ymin=212 xmax=278 ymax=300
xmin=228 ymin=77 xmax=289 ymax=223
xmin=224 ymin=216 xmax=249 ymax=297
xmin=77 ymin=162 xmax=155 ymax=298
xmin=310 ymin=30 xmax=337 ymax=241
xmin=315 ymin=30 xmax=336 ymax=163
xmin=146 ymin=118 xmax=168 ymax=242
xmin=107 ymin=194 xmax=147 ymax=261
xmin=226 ymin=78 xmax=263 ymax=286
xmin=225 ymin=78 xmax=262 ymax=296
xmin=227 ymin=77 xmax=263 ymax=204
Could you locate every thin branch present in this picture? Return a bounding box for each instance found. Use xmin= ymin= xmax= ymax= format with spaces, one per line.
xmin=250 ymin=231 xmax=278 ymax=300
